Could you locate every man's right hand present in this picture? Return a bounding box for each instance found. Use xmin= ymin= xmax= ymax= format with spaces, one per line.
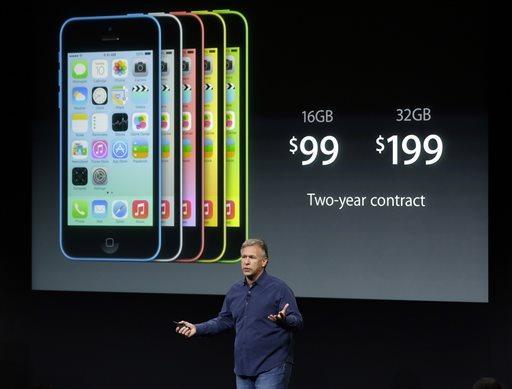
xmin=176 ymin=321 xmax=197 ymax=338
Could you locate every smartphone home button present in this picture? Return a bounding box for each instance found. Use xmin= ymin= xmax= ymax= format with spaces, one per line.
xmin=102 ymin=237 xmax=119 ymax=254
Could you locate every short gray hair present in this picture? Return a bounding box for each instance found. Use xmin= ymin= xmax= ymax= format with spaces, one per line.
xmin=241 ymin=238 xmax=269 ymax=258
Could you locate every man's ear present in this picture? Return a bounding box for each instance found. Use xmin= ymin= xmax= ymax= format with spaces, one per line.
xmin=263 ymin=258 xmax=269 ymax=268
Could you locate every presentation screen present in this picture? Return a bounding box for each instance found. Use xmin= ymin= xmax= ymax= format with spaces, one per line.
xmin=32 ymin=4 xmax=487 ymax=302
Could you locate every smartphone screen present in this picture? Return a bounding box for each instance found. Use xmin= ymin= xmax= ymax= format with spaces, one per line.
xmin=67 ymin=51 xmax=154 ymax=226
xmin=225 ymin=47 xmax=240 ymax=227
xmin=182 ymin=49 xmax=197 ymax=227
xmin=203 ymin=48 xmax=219 ymax=227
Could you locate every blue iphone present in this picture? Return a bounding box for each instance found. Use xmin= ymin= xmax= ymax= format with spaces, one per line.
xmin=59 ymin=15 xmax=162 ymax=260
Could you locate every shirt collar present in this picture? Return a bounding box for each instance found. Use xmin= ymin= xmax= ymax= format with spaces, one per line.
xmin=243 ymin=269 xmax=269 ymax=286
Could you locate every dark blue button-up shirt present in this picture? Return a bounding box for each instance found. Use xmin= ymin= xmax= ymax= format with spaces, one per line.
xmin=195 ymin=271 xmax=303 ymax=376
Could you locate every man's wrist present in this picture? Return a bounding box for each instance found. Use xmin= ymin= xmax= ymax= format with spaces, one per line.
xmin=194 ymin=322 xmax=206 ymax=335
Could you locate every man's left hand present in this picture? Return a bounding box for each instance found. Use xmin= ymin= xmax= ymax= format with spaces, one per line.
xmin=268 ymin=303 xmax=289 ymax=323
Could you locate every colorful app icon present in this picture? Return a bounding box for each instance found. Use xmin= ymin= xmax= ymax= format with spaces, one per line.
xmin=71 ymin=113 xmax=88 ymax=133
xmin=92 ymin=200 xmax=108 ymax=219
xmin=133 ymin=59 xmax=148 ymax=77
xmin=226 ymin=82 xmax=236 ymax=104
xmin=72 ymin=87 xmax=88 ymax=105
xmin=72 ymin=167 xmax=88 ymax=186
xmin=92 ymin=113 xmax=108 ymax=133
xmin=71 ymin=59 xmax=88 ymax=79
xmin=226 ymin=200 xmax=235 ymax=219
xmin=92 ymin=167 xmax=108 ymax=185
xmin=132 ymin=200 xmax=149 ymax=219
xmin=92 ymin=87 xmax=108 ymax=105
xmin=132 ymin=113 xmax=149 ymax=132
xmin=183 ymin=83 xmax=192 ymax=104
xmin=112 ymin=200 xmax=128 ymax=219
xmin=226 ymin=136 xmax=236 ymax=159
xmin=161 ymin=113 xmax=170 ymax=132
xmin=183 ymin=200 xmax=191 ymax=219
xmin=112 ymin=86 xmax=128 ymax=106
xmin=132 ymin=84 xmax=149 ymax=105
xmin=204 ymin=57 xmax=213 ymax=75
xmin=204 ymin=200 xmax=213 ymax=219
xmin=112 ymin=140 xmax=128 ymax=159
xmin=162 ymin=137 xmax=170 ymax=159
xmin=71 ymin=140 xmax=88 ymax=160
xmin=162 ymin=200 xmax=170 ymax=220
xmin=205 ymin=137 xmax=214 ymax=158
xmin=226 ymin=56 xmax=235 ymax=74
xmin=92 ymin=140 xmax=108 ymax=159
xmin=132 ymin=138 xmax=149 ymax=159
xmin=162 ymin=84 xmax=171 ymax=105
xmin=112 ymin=59 xmax=128 ymax=79
xmin=183 ymin=138 xmax=192 ymax=159
xmin=182 ymin=112 xmax=192 ymax=131
xmin=72 ymin=200 xmax=88 ymax=218
xmin=204 ymin=111 xmax=214 ymax=131
xmin=112 ymin=113 xmax=128 ymax=132
xmin=204 ymin=83 xmax=213 ymax=103
xmin=182 ymin=58 xmax=191 ymax=76
xmin=92 ymin=59 xmax=108 ymax=79
xmin=226 ymin=111 xmax=236 ymax=130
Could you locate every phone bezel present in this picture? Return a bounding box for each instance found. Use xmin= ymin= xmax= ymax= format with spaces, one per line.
xmin=194 ymin=12 xmax=227 ymax=262
xmin=215 ymin=10 xmax=248 ymax=262
xmin=172 ymin=12 xmax=205 ymax=262
xmin=153 ymin=14 xmax=183 ymax=261
xmin=59 ymin=16 xmax=161 ymax=260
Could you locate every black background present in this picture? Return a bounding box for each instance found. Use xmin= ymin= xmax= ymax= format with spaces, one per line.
xmin=5 ymin=1 xmax=508 ymax=388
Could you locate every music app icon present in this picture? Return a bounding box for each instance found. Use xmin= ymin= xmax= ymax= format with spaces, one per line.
xmin=161 ymin=200 xmax=170 ymax=220
xmin=226 ymin=201 xmax=235 ymax=220
xmin=204 ymin=200 xmax=213 ymax=219
xmin=183 ymin=200 xmax=191 ymax=219
xmin=92 ymin=140 xmax=108 ymax=159
xmin=132 ymin=200 xmax=149 ymax=219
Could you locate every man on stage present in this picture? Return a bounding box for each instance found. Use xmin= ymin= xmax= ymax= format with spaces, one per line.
xmin=176 ymin=238 xmax=303 ymax=389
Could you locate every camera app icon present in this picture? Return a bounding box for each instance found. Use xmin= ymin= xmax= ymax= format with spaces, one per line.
xmin=204 ymin=57 xmax=213 ymax=75
xmin=161 ymin=61 xmax=169 ymax=76
xmin=182 ymin=58 xmax=191 ymax=75
xmin=133 ymin=59 xmax=148 ymax=77
xmin=226 ymin=56 xmax=235 ymax=74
